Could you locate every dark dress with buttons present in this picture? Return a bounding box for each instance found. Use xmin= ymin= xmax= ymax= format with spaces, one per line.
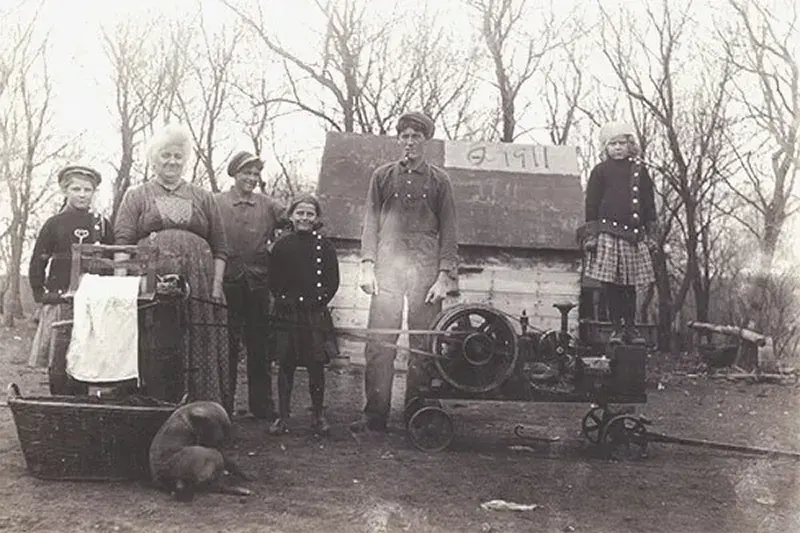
xmin=583 ymin=157 xmax=656 ymax=286
xmin=269 ymin=229 xmax=340 ymax=367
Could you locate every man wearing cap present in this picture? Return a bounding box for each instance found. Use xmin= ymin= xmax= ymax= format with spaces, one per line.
xmin=28 ymin=165 xmax=113 ymax=393
xmin=351 ymin=111 xmax=459 ymax=432
xmin=216 ymin=151 xmax=283 ymax=420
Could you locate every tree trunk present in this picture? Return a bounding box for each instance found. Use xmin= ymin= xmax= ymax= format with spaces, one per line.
xmin=651 ymin=248 xmax=673 ymax=352
xmin=3 ymin=230 xmax=24 ymax=326
xmin=742 ymin=228 xmax=780 ymax=339
xmin=693 ymin=276 xmax=710 ymax=324
xmin=500 ymin=92 xmax=515 ymax=142
xmin=112 ymin=130 xmax=134 ymax=224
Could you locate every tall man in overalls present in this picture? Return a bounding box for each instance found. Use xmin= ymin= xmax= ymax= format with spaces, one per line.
xmin=351 ymin=112 xmax=459 ymax=432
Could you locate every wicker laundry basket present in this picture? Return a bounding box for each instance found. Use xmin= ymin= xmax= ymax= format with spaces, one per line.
xmin=6 ymin=383 xmax=179 ymax=481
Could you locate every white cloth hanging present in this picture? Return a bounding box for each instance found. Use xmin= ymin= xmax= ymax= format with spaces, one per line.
xmin=66 ymin=274 xmax=140 ymax=383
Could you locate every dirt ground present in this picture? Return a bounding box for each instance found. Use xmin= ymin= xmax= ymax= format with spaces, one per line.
xmin=1 ymin=320 xmax=799 ymax=533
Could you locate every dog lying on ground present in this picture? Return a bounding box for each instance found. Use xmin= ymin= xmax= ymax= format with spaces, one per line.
xmin=149 ymin=401 xmax=253 ymax=501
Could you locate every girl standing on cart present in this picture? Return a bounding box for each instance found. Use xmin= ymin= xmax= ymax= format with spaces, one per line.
xmin=28 ymin=166 xmax=113 ymax=393
xmin=579 ymin=122 xmax=657 ymax=345
xmin=268 ymin=195 xmax=340 ymax=436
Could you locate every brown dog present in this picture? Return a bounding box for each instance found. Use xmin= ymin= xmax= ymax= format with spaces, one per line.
xmin=149 ymin=401 xmax=252 ymax=501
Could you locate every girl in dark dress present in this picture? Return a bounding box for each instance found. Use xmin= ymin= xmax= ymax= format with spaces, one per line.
xmin=268 ymin=195 xmax=340 ymax=436
xmin=579 ymin=122 xmax=657 ymax=344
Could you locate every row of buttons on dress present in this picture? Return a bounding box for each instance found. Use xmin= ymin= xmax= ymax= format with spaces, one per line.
xmin=279 ymin=231 xmax=327 ymax=303
xmin=629 ymin=157 xmax=641 ymax=223
xmin=599 ymin=219 xmax=641 ymax=234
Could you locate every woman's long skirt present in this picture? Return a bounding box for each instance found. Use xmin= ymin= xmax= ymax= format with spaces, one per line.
xmin=139 ymin=229 xmax=232 ymax=413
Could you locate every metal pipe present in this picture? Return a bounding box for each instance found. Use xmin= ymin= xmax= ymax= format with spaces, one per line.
xmin=646 ymin=431 xmax=800 ymax=459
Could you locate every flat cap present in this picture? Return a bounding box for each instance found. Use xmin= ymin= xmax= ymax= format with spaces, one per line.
xmin=396 ymin=111 xmax=435 ymax=139
xmin=227 ymin=151 xmax=264 ymax=177
xmin=58 ymin=165 xmax=102 ymax=188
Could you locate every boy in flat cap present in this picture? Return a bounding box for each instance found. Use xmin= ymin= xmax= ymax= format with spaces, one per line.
xmin=216 ymin=151 xmax=284 ymax=420
xmin=28 ymin=165 xmax=113 ymax=393
xmin=351 ymin=111 xmax=459 ymax=432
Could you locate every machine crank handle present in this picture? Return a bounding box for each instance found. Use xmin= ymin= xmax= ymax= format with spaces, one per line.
xmin=513 ymin=424 xmax=561 ymax=443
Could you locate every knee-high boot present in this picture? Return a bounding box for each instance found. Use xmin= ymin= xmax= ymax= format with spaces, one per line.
xmin=603 ymin=282 xmax=624 ymax=343
xmin=308 ymin=363 xmax=329 ymax=435
xmin=622 ymin=285 xmax=646 ymax=345
xmin=269 ymin=365 xmax=294 ymax=435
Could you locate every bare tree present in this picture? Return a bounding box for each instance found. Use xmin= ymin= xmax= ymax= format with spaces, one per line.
xmin=407 ymin=6 xmax=491 ymax=140
xmin=232 ymin=78 xmax=281 ymax=158
xmin=102 ymin=16 xmax=184 ymax=220
xmin=222 ymin=0 xmax=382 ymax=133
xmin=0 ymin=6 xmax=70 ymax=326
xmin=227 ymin=33 xmax=306 ymax=200
xmin=224 ymin=0 xmax=483 ymax=138
xmin=599 ymin=0 xmax=736 ymax=349
xmin=542 ymin=40 xmax=588 ymax=146
xmin=175 ymin=6 xmax=245 ymax=192
xmin=716 ymin=0 xmax=799 ymax=345
xmin=721 ymin=0 xmax=799 ymax=274
xmin=465 ymin=0 xmax=568 ymax=142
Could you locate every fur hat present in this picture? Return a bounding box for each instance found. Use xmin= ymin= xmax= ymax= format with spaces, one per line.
xmin=396 ymin=111 xmax=435 ymax=139
xmin=227 ymin=151 xmax=263 ymax=177
xmin=57 ymin=165 xmax=102 ymax=188
xmin=599 ymin=121 xmax=636 ymax=148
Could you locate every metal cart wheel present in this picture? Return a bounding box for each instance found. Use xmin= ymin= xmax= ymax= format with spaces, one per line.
xmin=407 ymin=406 xmax=455 ymax=452
xmin=430 ymin=303 xmax=519 ymax=393
xmin=581 ymin=405 xmax=607 ymax=444
xmin=403 ymin=396 xmax=425 ymax=426
xmin=599 ymin=414 xmax=648 ymax=460
xmin=403 ymin=397 xmax=445 ymax=426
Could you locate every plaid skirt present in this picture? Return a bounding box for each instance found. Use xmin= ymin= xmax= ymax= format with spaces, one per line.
xmin=584 ymin=232 xmax=655 ymax=286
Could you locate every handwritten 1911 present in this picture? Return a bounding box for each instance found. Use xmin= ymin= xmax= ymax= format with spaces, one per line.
xmin=465 ymin=143 xmax=550 ymax=170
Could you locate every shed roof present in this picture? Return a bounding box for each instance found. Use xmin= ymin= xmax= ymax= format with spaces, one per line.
xmin=316 ymin=132 xmax=583 ymax=251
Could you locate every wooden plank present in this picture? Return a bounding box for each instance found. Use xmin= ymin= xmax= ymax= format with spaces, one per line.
xmin=457 ymin=276 xmax=579 ymax=301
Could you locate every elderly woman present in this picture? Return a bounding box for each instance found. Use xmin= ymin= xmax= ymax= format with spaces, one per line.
xmin=114 ymin=124 xmax=231 ymax=412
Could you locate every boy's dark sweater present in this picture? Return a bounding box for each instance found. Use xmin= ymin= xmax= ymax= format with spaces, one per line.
xmin=28 ymin=207 xmax=113 ymax=302
xmin=585 ymin=157 xmax=656 ymax=228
